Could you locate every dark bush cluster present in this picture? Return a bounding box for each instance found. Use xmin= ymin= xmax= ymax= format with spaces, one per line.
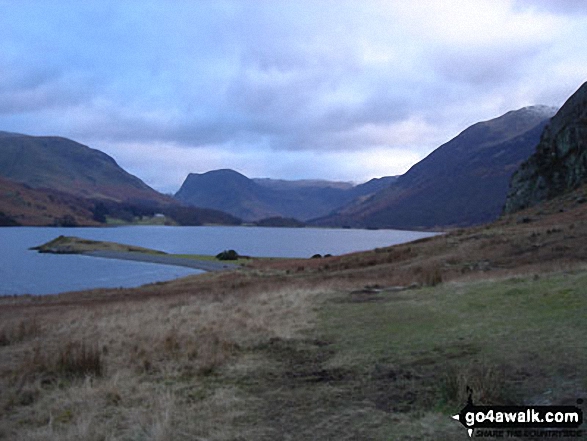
xmin=216 ymin=249 xmax=239 ymax=260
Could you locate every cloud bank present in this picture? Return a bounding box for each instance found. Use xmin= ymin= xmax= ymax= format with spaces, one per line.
xmin=0 ymin=0 xmax=586 ymax=192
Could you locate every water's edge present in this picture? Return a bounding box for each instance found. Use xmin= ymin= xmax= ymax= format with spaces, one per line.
xmin=86 ymin=250 xmax=237 ymax=271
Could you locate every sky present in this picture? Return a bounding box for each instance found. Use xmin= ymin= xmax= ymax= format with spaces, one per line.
xmin=0 ymin=0 xmax=586 ymax=194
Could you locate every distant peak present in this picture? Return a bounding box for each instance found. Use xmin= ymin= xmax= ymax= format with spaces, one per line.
xmin=206 ymin=169 xmax=248 ymax=177
xmin=187 ymin=169 xmax=246 ymax=178
xmin=518 ymin=105 xmax=558 ymax=118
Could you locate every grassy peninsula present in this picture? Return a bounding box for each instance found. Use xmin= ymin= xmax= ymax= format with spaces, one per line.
xmin=31 ymin=235 xmax=168 ymax=255
xmin=30 ymin=236 xmax=244 ymax=271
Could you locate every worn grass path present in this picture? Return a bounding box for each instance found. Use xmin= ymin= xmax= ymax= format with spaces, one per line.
xmin=214 ymin=269 xmax=587 ymax=440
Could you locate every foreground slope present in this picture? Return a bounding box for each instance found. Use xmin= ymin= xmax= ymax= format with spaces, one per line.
xmin=505 ymin=81 xmax=587 ymax=212
xmin=0 ymin=131 xmax=172 ymax=205
xmin=313 ymin=106 xmax=556 ymax=229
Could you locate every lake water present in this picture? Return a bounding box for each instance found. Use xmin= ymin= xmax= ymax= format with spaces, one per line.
xmin=0 ymin=226 xmax=437 ymax=296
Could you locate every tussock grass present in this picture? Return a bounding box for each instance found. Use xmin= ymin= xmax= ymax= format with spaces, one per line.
xmin=0 ymin=285 xmax=323 ymax=440
xmin=0 ymin=318 xmax=40 ymax=346
xmin=2 ymin=268 xmax=586 ymax=440
xmin=56 ymin=342 xmax=104 ymax=379
xmin=439 ymin=362 xmax=510 ymax=406
xmin=1 ymin=272 xmax=586 ymax=440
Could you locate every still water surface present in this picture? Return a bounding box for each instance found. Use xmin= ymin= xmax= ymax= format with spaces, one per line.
xmin=0 ymin=226 xmax=437 ymax=295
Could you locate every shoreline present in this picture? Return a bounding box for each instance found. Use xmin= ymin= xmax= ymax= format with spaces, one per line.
xmin=84 ymin=250 xmax=239 ymax=272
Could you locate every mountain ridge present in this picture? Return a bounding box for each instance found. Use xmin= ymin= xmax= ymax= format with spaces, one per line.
xmin=174 ymin=169 xmax=397 ymax=221
xmin=311 ymin=105 xmax=557 ymax=229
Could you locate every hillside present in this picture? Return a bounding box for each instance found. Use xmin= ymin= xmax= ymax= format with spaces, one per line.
xmin=174 ymin=169 xmax=397 ymax=221
xmin=0 ymin=132 xmax=248 ymax=226
xmin=0 ymin=131 xmax=172 ymax=206
xmin=0 ymin=176 xmax=98 ymax=226
xmin=504 ymin=81 xmax=587 ymax=212
xmin=312 ymin=106 xmax=557 ymax=229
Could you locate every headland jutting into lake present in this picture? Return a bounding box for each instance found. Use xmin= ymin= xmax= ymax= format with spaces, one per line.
xmin=31 ymin=235 xmax=240 ymax=272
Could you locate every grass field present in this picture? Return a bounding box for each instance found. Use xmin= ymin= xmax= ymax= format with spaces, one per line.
xmin=1 ymin=269 xmax=585 ymax=440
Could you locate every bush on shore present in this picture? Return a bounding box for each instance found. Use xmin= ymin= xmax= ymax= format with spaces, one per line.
xmin=216 ymin=249 xmax=239 ymax=261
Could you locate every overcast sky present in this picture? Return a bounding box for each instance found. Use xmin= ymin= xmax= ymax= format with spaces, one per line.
xmin=0 ymin=0 xmax=586 ymax=193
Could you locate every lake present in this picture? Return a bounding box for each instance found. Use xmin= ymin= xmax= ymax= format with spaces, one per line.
xmin=0 ymin=226 xmax=437 ymax=295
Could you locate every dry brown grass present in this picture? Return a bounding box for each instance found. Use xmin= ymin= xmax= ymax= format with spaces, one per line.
xmin=0 ymin=284 xmax=324 ymax=440
xmin=0 ymin=318 xmax=40 ymax=347
xmin=439 ymin=362 xmax=510 ymax=406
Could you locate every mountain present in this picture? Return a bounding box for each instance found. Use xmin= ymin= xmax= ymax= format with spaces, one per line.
xmin=174 ymin=169 xmax=397 ymax=221
xmin=0 ymin=131 xmax=172 ymax=206
xmin=504 ymin=82 xmax=587 ymax=213
xmin=312 ymin=106 xmax=557 ymax=229
xmin=0 ymin=131 xmax=246 ymax=226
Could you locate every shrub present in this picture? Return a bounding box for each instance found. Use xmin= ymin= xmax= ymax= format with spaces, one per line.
xmin=0 ymin=319 xmax=40 ymax=346
xmin=57 ymin=341 xmax=104 ymax=378
xmin=439 ymin=363 xmax=510 ymax=406
xmin=53 ymin=215 xmax=78 ymax=227
xmin=424 ymin=267 xmax=443 ymax=286
xmin=216 ymin=249 xmax=239 ymax=261
xmin=20 ymin=341 xmax=104 ymax=384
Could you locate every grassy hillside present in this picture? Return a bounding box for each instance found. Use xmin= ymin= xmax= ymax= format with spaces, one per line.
xmin=0 ymin=132 xmax=172 ymax=205
xmin=0 ymin=176 xmax=99 ymax=226
xmin=1 ymin=185 xmax=586 ymax=440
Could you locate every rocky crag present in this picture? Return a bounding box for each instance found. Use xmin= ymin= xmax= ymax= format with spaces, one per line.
xmin=504 ymin=82 xmax=587 ymax=213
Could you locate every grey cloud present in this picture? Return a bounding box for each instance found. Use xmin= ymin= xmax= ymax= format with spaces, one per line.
xmin=0 ymin=1 xmax=452 ymax=154
xmin=0 ymin=0 xmax=586 ymax=189
xmin=0 ymin=71 xmax=95 ymax=115
xmin=431 ymin=43 xmax=544 ymax=88
xmin=514 ymin=0 xmax=587 ymax=14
